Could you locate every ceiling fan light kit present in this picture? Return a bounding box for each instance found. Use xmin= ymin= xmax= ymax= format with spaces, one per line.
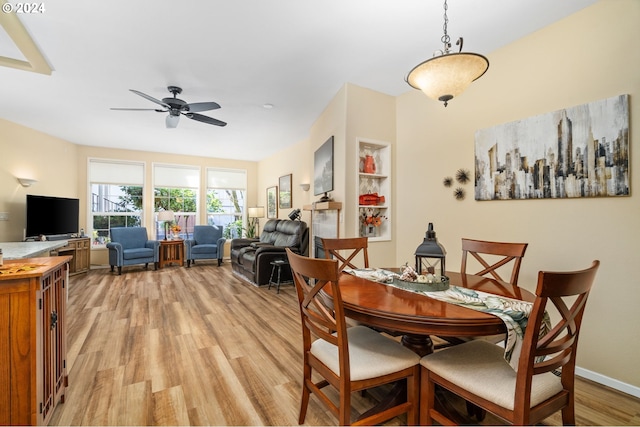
xmin=406 ymin=0 xmax=489 ymax=107
xmin=111 ymin=86 xmax=227 ymax=128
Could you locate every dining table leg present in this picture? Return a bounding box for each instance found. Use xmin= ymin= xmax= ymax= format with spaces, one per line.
xmin=400 ymin=334 xmax=434 ymax=357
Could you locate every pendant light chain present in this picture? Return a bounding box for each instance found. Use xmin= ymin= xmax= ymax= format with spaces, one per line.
xmin=441 ymin=0 xmax=451 ymax=53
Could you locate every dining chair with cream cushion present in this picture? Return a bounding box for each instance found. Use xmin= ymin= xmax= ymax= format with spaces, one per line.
xmin=321 ymin=237 xmax=369 ymax=272
xmin=419 ymin=260 xmax=600 ymax=426
xmin=286 ymin=248 xmax=420 ymax=426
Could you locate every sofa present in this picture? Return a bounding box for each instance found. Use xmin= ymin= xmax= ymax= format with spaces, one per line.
xmin=231 ymin=219 xmax=309 ymax=286
xmin=106 ymin=227 xmax=160 ymax=274
xmin=185 ymin=225 xmax=226 ymax=267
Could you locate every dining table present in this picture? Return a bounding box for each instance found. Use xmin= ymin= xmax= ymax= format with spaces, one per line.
xmin=330 ymin=270 xmax=535 ymax=357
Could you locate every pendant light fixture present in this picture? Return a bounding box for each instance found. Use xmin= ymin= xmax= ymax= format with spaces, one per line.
xmin=406 ymin=0 xmax=489 ymax=107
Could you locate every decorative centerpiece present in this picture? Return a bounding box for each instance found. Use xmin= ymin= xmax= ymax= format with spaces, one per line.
xmin=360 ymin=209 xmax=387 ymax=238
xmin=394 ymin=264 xmax=449 ymax=292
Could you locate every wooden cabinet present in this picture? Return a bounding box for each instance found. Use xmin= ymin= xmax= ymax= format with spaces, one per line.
xmin=0 ymin=256 xmax=70 ymax=425
xmin=53 ymin=237 xmax=90 ymax=275
xmin=357 ymin=138 xmax=391 ymax=241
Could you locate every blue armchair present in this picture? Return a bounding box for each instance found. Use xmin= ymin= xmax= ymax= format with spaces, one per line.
xmin=185 ymin=225 xmax=226 ymax=267
xmin=107 ymin=227 xmax=160 ymax=275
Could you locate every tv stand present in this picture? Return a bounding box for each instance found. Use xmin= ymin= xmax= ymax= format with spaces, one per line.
xmin=46 ymin=234 xmax=73 ymax=241
xmin=49 ymin=237 xmax=91 ymax=275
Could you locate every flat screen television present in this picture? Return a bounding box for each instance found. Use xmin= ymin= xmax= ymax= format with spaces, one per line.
xmin=314 ymin=136 xmax=334 ymax=201
xmin=26 ymin=195 xmax=80 ymax=239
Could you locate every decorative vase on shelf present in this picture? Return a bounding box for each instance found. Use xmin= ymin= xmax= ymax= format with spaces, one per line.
xmin=362 ymin=225 xmax=376 ymax=238
xmin=363 ymin=155 xmax=376 ymax=174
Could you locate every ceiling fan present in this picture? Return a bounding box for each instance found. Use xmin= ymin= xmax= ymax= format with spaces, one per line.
xmin=111 ymin=86 xmax=227 ymax=128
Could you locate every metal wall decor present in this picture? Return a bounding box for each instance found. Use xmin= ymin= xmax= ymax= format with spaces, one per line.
xmin=444 ymin=169 xmax=470 ymax=200
xmin=475 ymin=94 xmax=630 ymax=200
xmin=455 ymin=169 xmax=470 ymax=184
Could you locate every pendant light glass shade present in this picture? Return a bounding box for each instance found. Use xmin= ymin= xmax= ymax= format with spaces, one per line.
xmin=405 ymin=0 xmax=489 ymax=107
xmin=406 ymin=52 xmax=489 ymax=105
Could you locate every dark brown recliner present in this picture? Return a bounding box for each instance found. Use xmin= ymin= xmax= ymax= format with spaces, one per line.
xmin=230 ymin=219 xmax=309 ymax=286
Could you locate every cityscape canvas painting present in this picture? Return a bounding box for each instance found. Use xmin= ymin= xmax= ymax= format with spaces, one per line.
xmin=474 ymin=94 xmax=629 ymax=200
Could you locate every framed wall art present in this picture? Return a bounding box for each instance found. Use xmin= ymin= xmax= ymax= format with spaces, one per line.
xmin=278 ymin=174 xmax=292 ymax=209
xmin=266 ymin=186 xmax=278 ymax=218
xmin=474 ymin=94 xmax=629 ymax=200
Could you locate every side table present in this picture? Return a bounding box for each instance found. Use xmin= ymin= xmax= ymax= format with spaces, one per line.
xmin=268 ymin=259 xmax=292 ymax=293
xmin=159 ymin=239 xmax=184 ymax=268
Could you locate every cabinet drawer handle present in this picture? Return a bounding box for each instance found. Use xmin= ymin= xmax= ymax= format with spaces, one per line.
xmin=50 ymin=311 xmax=58 ymax=329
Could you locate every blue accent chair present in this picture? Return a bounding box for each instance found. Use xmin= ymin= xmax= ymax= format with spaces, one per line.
xmin=106 ymin=227 xmax=160 ymax=275
xmin=185 ymin=225 xmax=226 ymax=267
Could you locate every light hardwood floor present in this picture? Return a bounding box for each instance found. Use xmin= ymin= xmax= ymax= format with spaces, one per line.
xmin=50 ymin=263 xmax=640 ymax=426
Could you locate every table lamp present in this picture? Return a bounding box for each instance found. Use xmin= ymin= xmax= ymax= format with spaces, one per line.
xmin=157 ymin=210 xmax=175 ymax=240
xmin=248 ymin=207 xmax=265 ymax=238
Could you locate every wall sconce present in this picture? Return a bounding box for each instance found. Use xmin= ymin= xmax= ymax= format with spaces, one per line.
xmin=300 ymin=183 xmax=310 ymax=191
xmin=17 ymin=178 xmax=37 ymax=187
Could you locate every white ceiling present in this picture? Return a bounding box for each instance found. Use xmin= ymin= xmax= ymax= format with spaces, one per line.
xmin=1 ymin=0 xmax=597 ymax=161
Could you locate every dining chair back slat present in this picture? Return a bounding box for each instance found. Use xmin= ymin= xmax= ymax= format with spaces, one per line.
xmin=321 ymin=237 xmax=369 ymax=271
xmin=286 ymin=248 xmax=420 ymax=426
xmin=461 ymin=238 xmax=528 ymax=285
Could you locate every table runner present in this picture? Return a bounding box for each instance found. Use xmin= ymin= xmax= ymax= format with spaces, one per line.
xmin=344 ymin=268 xmax=550 ymax=370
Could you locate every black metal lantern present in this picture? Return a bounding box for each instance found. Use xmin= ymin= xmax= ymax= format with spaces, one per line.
xmin=415 ymin=222 xmax=446 ymax=278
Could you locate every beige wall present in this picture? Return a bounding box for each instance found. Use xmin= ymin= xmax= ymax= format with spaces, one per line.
xmin=344 ymin=84 xmax=397 ymax=266
xmin=257 ymin=135 xmax=313 ymax=226
xmin=395 ymin=0 xmax=639 ymax=389
xmin=0 ymin=119 xmax=79 ymax=242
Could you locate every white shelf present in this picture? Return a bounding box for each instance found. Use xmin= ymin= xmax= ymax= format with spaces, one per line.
xmin=357 ymin=138 xmax=391 ymax=241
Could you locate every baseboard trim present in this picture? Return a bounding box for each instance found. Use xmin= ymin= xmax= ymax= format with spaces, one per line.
xmin=576 ymin=366 xmax=640 ymax=398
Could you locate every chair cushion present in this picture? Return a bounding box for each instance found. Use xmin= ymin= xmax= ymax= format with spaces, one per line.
xmin=420 ymin=339 xmax=563 ymax=410
xmin=310 ymin=325 xmax=420 ymax=381
xmin=122 ymin=248 xmax=155 ymax=260
xmin=191 ymin=244 xmax=218 ymax=254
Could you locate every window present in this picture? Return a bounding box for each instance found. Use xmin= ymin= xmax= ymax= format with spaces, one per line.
xmin=206 ymin=168 xmax=247 ymax=238
xmin=153 ymin=164 xmax=200 ymax=239
xmin=89 ymin=159 xmax=144 ymax=246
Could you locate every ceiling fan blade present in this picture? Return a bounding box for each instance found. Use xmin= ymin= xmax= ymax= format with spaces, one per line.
xmin=111 ymin=108 xmax=167 ymax=112
xmin=184 ymin=101 xmax=221 ymax=113
xmin=166 ymin=114 xmax=180 ymax=128
xmin=185 ymin=112 xmax=227 ymax=127
xmin=130 ymin=89 xmax=171 ymax=109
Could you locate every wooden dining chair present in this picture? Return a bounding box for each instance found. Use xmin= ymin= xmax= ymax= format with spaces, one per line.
xmin=321 ymin=237 xmax=369 ymax=271
xmin=285 ymin=248 xmax=420 ymax=426
xmin=438 ymin=238 xmax=530 ymax=350
xmin=420 ymin=260 xmax=600 ymax=426
xmin=461 ymin=238 xmax=529 ymax=286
